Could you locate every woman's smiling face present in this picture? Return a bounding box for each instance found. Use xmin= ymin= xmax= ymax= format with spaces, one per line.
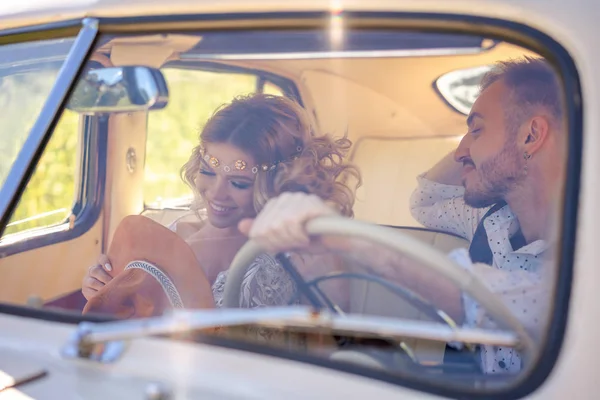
xmin=195 ymin=142 xmax=258 ymax=229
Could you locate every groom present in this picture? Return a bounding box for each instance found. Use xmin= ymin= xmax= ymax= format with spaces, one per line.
xmin=239 ymin=57 xmax=566 ymax=374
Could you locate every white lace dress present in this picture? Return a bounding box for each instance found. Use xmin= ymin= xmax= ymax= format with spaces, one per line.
xmin=169 ymin=215 xmax=304 ymax=347
xmin=168 ymin=215 xmax=299 ymax=308
xmin=212 ymin=254 xmax=308 ymax=348
xmin=211 ymin=253 xmax=298 ymax=309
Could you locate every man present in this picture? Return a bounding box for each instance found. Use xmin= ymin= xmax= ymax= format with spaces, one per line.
xmin=238 ymin=57 xmax=566 ymax=374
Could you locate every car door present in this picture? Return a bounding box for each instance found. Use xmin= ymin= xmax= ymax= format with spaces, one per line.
xmin=0 ymin=38 xmax=105 ymax=306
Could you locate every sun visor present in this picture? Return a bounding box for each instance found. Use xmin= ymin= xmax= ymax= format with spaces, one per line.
xmin=99 ymin=34 xmax=202 ymax=68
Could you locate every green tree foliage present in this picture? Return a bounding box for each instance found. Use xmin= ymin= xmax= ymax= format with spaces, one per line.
xmin=0 ymin=72 xmax=57 ymax=186
xmin=0 ymin=70 xmax=78 ymax=236
xmin=2 ymin=109 xmax=78 ymax=236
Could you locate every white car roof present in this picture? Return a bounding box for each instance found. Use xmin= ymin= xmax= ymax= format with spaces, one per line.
xmin=0 ymin=0 xmax=359 ymax=31
xmin=0 ymin=0 xmax=575 ymax=33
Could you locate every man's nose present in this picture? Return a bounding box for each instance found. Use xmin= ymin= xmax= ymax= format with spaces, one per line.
xmin=454 ymin=134 xmax=473 ymax=162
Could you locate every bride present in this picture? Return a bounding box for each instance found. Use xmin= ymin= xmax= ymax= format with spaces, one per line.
xmin=82 ymin=93 xmax=360 ymax=312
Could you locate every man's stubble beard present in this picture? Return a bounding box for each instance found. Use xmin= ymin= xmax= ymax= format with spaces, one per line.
xmin=463 ymin=142 xmax=526 ymax=208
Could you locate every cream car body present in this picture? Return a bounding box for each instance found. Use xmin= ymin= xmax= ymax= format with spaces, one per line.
xmin=0 ymin=0 xmax=595 ymax=398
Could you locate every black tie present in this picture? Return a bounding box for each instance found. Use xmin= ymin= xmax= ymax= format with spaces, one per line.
xmin=468 ymin=201 xmax=526 ymax=265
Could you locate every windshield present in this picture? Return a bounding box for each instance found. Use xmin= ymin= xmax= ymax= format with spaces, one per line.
xmin=0 ymin=26 xmax=570 ymax=396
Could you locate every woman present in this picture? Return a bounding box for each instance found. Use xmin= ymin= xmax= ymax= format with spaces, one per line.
xmin=82 ymin=93 xmax=360 ymax=310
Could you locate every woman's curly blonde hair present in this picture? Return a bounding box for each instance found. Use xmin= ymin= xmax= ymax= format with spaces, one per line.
xmin=181 ymin=93 xmax=361 ymax=218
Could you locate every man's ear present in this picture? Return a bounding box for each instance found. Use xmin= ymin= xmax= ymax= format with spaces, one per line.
xmin=523 ymin=116 xmax=550 ymax=155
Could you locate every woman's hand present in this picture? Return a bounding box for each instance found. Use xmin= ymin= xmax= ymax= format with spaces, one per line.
xmin=82 ymin=254 xmax=114 ymax=300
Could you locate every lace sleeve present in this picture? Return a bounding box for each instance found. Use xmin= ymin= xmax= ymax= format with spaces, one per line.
xmin=212 ymin=253 xmax=298 ymax=308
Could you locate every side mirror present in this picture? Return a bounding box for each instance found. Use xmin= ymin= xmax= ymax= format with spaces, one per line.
xmin=67 ymin=66 xmax=168 ymax=114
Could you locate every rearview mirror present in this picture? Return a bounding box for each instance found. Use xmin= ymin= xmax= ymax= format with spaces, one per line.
xmin=434 ymin=65 xmax=493 ymax=115
xmin=67 ymin=66 xmax=168 ymax=114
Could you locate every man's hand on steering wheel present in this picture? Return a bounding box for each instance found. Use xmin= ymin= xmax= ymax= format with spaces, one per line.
xmin=238 ymin=192 xmax=338 ymax=254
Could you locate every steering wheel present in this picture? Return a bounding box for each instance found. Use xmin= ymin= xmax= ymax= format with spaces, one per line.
xmin=222 ymin=216 xmax=535 ymax=359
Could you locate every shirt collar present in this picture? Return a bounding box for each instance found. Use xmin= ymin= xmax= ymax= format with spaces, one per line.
xmin=483 ymin=204 xmax=549 ymax=256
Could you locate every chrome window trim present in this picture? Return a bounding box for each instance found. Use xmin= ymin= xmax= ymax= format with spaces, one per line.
xmin=0 ymin=18 xmax=99 ymax=235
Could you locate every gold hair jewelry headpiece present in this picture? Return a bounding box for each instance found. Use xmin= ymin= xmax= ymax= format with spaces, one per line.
xmin=199 ymin=144 xmax=302 ymax=174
